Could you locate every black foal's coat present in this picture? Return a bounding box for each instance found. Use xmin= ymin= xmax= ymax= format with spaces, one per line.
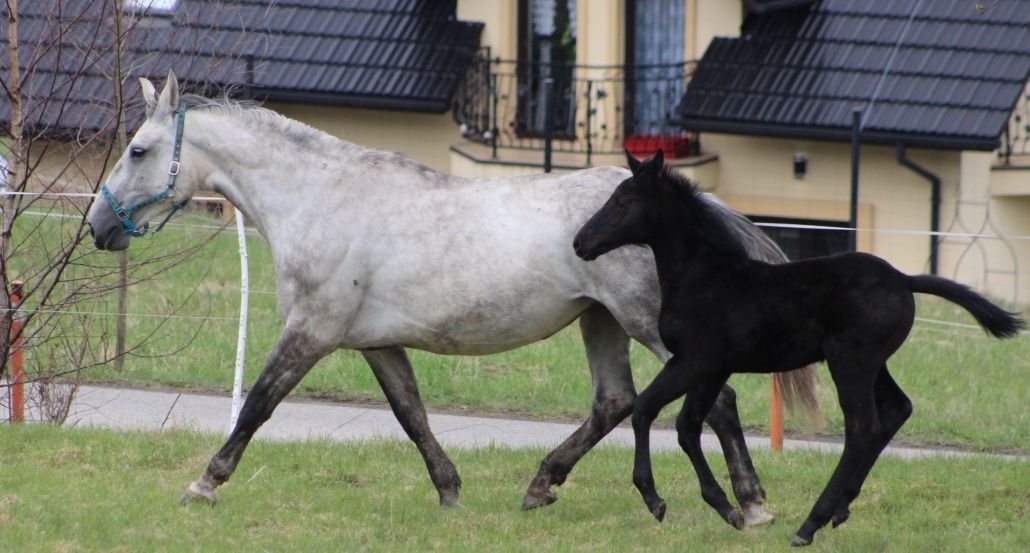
xmin=573 ymin=150 xmax=1025 ymax=547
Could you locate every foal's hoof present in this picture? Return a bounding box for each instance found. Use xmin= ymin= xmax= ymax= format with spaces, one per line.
xmin=649 ymin=500 xmax=667 ymax=522
xmin=742 ymin=503 xmax=776 ymax=527
xmin=831 ymin=509 xmax=851 ymax=528
xmin=790 ymin=534 xmax=813 ymax=547
xmin=520 ymin=488 xmax=558 ymax=511
xmin=178 ymin=482 xmax=217 ymax=505
xmin=726 ymin=508 xmax=746 ymax=530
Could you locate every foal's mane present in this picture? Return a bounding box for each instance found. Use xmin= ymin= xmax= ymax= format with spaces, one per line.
xmin=655 ymin=167 xmax=750 ymax=258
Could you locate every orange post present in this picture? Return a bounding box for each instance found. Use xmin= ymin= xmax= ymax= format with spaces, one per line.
xmin=770 ymin=376 xmax=784 ymax=451
xmin=9 ymin=280 xmax=24 ymax=423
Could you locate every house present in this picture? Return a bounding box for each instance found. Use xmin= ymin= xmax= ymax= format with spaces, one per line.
xmin=452 ymin=0 xmax=1030 ymax=304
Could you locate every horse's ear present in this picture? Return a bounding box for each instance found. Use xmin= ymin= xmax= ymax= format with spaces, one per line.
xmin=139 ymin=77 xmax=159 ymax=118
xmin=626 ymin=149 xmax=646 ymax=177
xmin=155 ymin=70 xmax=180 ymax=119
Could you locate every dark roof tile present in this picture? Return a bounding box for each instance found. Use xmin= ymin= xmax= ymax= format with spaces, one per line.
xmin=0 ymin=0 xmax=483 ymax=138
xmin=677 ymin=0 xmax=1030 ymax=150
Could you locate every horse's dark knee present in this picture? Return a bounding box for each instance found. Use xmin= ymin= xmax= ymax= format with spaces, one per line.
xmin=594 ymin=390 xmax=635 ymax=422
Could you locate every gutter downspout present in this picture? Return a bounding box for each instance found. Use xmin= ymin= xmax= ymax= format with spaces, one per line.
xmin=896 ymin=143 xmax=940 ymax=275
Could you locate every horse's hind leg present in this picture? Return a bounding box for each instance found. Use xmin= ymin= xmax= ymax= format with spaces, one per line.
xmin=831 ymin=366 xmax=912 ymax=529
xmin=181 ymin=329 xmax=330 ymax=505
xmin=522 ymin=304 xmax=635 ymax=510
xmin=362 ymin=347 xmax=462 ymax=506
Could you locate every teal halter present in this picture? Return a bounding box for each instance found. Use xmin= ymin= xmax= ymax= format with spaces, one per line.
xmin=100 ymin=103 xmax=189 ymax=237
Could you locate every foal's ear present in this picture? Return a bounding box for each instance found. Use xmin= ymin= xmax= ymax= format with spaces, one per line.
xmin=139 ymin=77 xmax=159 ymax=119
xmin=647 ymin=149 xmax=665 ymax=173
xmin=626 ymin=149 xmax=645 ymax=176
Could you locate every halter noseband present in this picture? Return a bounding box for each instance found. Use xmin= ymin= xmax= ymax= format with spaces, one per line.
xmin=100 ymin=103 xmax=190 ymax=237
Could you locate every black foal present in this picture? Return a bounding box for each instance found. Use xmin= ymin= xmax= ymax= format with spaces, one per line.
xmin=572 ymin=150 xmax=1024 ymax=547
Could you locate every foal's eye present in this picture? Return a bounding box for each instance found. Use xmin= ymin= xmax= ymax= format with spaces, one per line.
xmin=129 ymin=147 xmax=147 ymax=159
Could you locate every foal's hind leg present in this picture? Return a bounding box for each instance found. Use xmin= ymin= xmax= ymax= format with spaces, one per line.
xmin=362 ymin=347 xmax=462 ymax=507
xmin=830 ymin=366 xmax=912 ymax=529
xmin=523 ymin=304 xmax=635 ymax=510
xmin=181 ymin=329 xmax=330 ymax=505
xmin=792 ymin=366 xmax=880 ymax=547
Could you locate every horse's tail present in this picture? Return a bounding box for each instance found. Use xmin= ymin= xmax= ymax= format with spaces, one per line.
xmin=704 ymin=194 xmax=824 ymax=424
xmin=908 ymin=275 xmax=1025 ymax=338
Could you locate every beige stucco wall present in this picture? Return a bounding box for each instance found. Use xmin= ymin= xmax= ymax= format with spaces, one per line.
xmin=699 ymin=133 xmax=957 ymax=276
xmin=937 ymin=152 xmax=1030 ymax=304
xmin=692 ymin=0 xmax=742 ymax=56
xmin=266 ymin=102 xmax=460 ymax=173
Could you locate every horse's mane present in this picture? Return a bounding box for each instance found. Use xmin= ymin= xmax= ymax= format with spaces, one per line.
xmin=179 ymin=94 xmax=443 ymax=178
xmin=656 ymin=166 xmax=751 ymax=258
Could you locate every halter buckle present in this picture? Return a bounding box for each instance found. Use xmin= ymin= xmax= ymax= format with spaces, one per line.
xmin=168 ymin=160 xmax=181 ymax=176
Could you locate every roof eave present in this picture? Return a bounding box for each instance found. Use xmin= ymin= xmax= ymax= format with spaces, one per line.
xmin=256 ymin=89 xmax=450 ymax=114
xmin=672 ymin=118 xmax=1001 ymax=152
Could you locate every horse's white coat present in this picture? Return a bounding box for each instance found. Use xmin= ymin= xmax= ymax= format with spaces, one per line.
xmin=95 ymin=92 xmax=665 ymax=357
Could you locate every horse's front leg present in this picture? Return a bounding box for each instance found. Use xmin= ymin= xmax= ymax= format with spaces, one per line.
xmin=705 ymin=384 xmax=774 ymax=526
xmin=362 ymin=347 xmax=462 ymax=506
xmin=180 ymin=328 xmax=330 ymax=505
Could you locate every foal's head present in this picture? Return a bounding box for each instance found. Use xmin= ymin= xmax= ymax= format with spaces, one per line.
xmin=575 ymin=149 xmax=729 ymax=261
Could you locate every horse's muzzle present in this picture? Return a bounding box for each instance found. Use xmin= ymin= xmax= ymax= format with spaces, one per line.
xmin=88 ymin=211 xmax=131 ymax=251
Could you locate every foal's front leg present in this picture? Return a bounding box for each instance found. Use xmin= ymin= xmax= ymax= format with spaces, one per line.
xmin=631 ymin=356 xmax=696 ymax=521
xmin=675 ymin=376 xmax=743 ymax=529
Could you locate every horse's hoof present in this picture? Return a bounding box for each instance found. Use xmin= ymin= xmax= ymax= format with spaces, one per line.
xmin=790 ymin=534 xmax=813 ymax=547
xmin=178 ymin=481 xmax=217 ymax=505
xmin=520 ymin=488 xmax=558 ymax=511
xmin=831 ymin=509 xmax=850 ymax=528
xmin=439 ymin=489 xmax=462 ymax=508
xmin=726 ymin=508 xmax=745 ymax=530
xmin=650 ymin=500 xmax=667 ymax=522
xmin=742 ymin=503 xmax=775 ymax=527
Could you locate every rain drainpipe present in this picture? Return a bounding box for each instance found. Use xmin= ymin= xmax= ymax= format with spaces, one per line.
xmin=896 ymin=143 xmax=940 ymax=275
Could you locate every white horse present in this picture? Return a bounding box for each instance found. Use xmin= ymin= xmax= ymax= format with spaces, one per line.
xmin=88 ymin=72 xmax=818 ymax=525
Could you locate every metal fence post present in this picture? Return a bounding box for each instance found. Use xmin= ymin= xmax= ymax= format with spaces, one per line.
xmin=543 ymin=77 xmax=554 ymax=173
xmin=8 ymin=279 xmax=25 ymax=423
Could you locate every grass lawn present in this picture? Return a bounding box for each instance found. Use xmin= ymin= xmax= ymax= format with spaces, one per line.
xmin=0 ymin=424 xmax=1027 ymax=552
xmin=15 ymin=210 xmax=1030 ymax=452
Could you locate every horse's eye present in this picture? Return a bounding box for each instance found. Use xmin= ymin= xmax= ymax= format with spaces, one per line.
xmin=615 ymin=196 xmax=630 ymax=208
xmin=129 ymin=147 xmax=147 ymax=159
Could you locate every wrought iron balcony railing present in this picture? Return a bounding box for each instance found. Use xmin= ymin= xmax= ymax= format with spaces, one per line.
xmin=452 ymin=54 xmax=696 ymax=166
xmin=999 ymin=80 xmax=1030 ymax=164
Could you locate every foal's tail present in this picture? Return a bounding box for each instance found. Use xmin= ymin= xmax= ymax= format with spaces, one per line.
xmin=909 ymin=275 xmax=1025 ymax=338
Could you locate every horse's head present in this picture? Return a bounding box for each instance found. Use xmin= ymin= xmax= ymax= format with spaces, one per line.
xmin=89 ymin=71 xmax=199 ymax=251
xmin=573 ymin=149 xmax=665 ymax=261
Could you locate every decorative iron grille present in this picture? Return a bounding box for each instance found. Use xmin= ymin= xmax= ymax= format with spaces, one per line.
xmin=452 ymin=53 xmax=696 ymax=165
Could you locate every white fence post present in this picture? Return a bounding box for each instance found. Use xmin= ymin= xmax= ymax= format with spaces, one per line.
xmin=229 ymin=207 xmax=249 ymax=434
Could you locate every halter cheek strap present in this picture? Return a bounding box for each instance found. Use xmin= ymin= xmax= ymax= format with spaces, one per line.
xmin=100 ymin=103 xmax=190 ymax=237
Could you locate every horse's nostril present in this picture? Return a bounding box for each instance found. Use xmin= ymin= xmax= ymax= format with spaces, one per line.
xmin=573 ymin=238 xmax=581 ymax=251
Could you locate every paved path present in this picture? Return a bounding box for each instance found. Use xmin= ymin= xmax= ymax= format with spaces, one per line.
xmin=5 ymin=383 xmax=1024 ymax=461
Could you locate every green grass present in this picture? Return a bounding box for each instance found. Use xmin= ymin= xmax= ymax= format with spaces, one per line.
xmin=13 ymin=210 xmax=1030 ymax=452
xmin=0 ymin=424 xmax=1026 ymax=552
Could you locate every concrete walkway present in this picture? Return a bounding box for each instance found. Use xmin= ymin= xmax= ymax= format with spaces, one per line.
xmin=6 ymin=383 xmax=1025 ymax=461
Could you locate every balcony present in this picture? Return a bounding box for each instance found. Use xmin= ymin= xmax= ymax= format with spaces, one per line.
xmin=998 ymin=80 xmax=1030 ymax=167
xmin=450 ymin=55 xmax=704 ymax=170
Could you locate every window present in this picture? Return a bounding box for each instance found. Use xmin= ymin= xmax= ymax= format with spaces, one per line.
xmin=123 ymin=0 xmax=179 ymax=15
xmin=750 ymin=216 xmax=850 ymax=261
xmin=517 ymin=0 xmax=577 ymax=138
